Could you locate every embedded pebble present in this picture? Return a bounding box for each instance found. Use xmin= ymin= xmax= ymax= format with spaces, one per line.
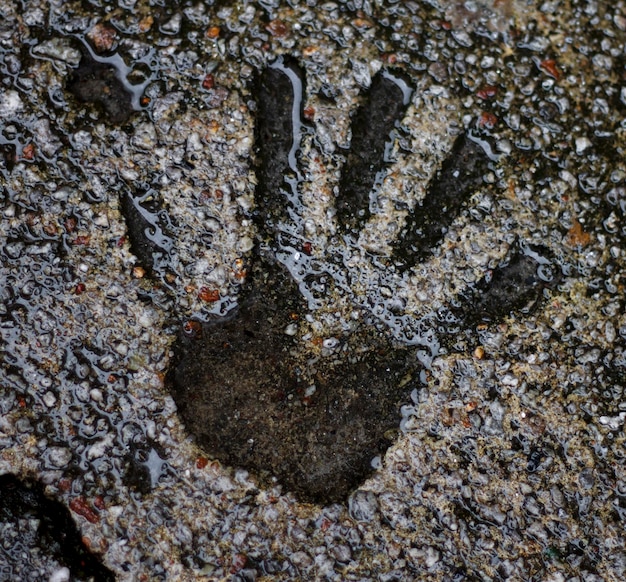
xmin=46 ymin=447 xmax=72 ymax=468
xmin=575 ymin=136 xmax=592 ymax=154
xmin=48 ymin=567 xmax=71 ymax=582
xmin=0 ymin=90 xmax=24 ymax=117
xmin=42 ymin=392 xmax=57 ymax=407
xmin=31 ymin=39 xmax=81 ymax=66
xmin=348 ymin=490 xmax=379 ymax=522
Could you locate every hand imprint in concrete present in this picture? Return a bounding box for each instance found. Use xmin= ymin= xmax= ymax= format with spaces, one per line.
xmin=157 ymin=58 xmax=559 ymax=503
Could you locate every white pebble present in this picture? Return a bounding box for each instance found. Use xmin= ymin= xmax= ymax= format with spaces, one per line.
xmin=42 ymin=391 xmax=57 ymax=407
xmin=93 ymin=214 xmax=109 ymax=228
xmin=138 ymin=312 xmax=154 ymax=328
xmin=0 ymin=90 xmax=24 ymax=117
xmin=87 ymin=438 xmax=110 ymax=460
xmin=496 ymin=139 xmax=512 ymax=154
xmin=47 ymin=447 xmax=72 ymax=468
xmin=238 ymin=236 xmax=254 ymax=253
xmin=90 ymin=388 xmax=104 ymax=402
xmin=425 ymin=546 xmax=441 ymax=568
xmin=605 ymin=321 xmax=616 ymax=343
xmin=284 ymin=323 xmax=298 ymax=336
xmin=49 ymin=567 xmax=71 ymax=582
xmin=131 ymin=123 xmax=158 ymax=150
xmin=115 ymin=343 xmax=128 ymax=356
xmin=575 ymin=137 xmax=592 ymax=154
xmin=349 ymin=490 xmax=378 ymax=522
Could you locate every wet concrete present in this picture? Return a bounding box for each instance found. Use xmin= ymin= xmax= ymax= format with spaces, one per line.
xmin=1 ymin=0 xmax=626 ymax=580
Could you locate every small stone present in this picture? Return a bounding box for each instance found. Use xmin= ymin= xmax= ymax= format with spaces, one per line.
xmin=47 ymin=447 xmax=72 ymax=468
xmin=579 ymin=467 xmax=595 ymax=490
xmin=332 ymin=544 xmax=352 ymax=563
xmin=87 ymin=438 xmax=110 ymax=460
xmin=496 ymin=139 xmax=512 ymax=154
xmin=69 ymin=497 xmax=100 ymax=523
xmin=425 ymin=546 xmax=441 ymax=568
xmin=138 ymin=311 xmax=154 ymax=328
xmin=238 ymin=236 xmax=254 ymax=253
xmin=451 ymin=29 xmax=473 ymax=47
xmin=49 ymin=567 xmax=71 ymax=582
xmin=198 ymin=287 xmax=220 ymax=302
xmin=131 ymin=123 xmax=158 ymax=150
xmin=605 ymin=321 xmax=616 ymax=343
xmin=128 ymin=354 xmax=146 ymax=371
xmin=31 ymin=40 xmax=81 ymax=67
xmin=161 ymin=13 xmax=182 ymax=34
xmin=349 ymin=490 xmax=378 ymax=522
xmin=0 ymin=90 xmax=24 ymax=118
xmin=87 ymin=22 xmax=118 ymax=53
xmin=575 ymin=137 xmax=592 ymax=154
xmin=139 ymin=15 xmax=154 ymax=32
xmin=93 ymin=214 xmax=109 ymax=228
xmin=90 ymin=388 xmax=103 ymax=402
xmin=43 ymin=391 xmax=57 ymax=407
xmin=23 ymin=7 xmax=45 ymax=26
xmin=290 ymin=551 xmax=313 ymax=569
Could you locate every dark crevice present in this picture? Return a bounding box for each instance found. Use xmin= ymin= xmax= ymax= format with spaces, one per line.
xmin=0 ymin=474 xmax=115 ymax=581
xmin=118 ymin=188 xmax=173 ymax=276
xmin=461 ymin=243 xmax=561 ymax=325
xmin=67 ymin=50 xmax=134 ymax=124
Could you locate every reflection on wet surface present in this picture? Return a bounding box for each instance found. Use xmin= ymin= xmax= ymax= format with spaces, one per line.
xmin=2 ymin=0 xmax=626 ymax=578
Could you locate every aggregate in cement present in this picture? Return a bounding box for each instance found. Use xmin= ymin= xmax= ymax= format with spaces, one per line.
xmin=1 ymin=0 xmax=626 ymax=580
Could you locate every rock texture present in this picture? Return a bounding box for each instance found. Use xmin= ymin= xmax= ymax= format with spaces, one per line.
xmin=1 ymin=0 xmax=626 ymax=580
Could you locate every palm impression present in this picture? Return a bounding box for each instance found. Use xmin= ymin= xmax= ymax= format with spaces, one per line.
xmin=136 ymin=57 xmax=561 ymax=504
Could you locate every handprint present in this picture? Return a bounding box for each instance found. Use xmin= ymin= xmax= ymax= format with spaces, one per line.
xmin=119 ymin=58 xmax=558 ymax=503
xmin=168 ymin=59 xmax=418 ymax=503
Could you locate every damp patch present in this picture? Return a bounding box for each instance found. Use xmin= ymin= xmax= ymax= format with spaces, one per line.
xmin=67 ymin=54 xmax=133 ymax=123
xmin=169 ymin=257 xmax=415 ymax=502
xmin=66 ymin=39 xmax=151 ymax=124
xmin=336 ymin=69 xmax=413 ymax=233
xmin=393 ymin=133 xmax=492 ymax=268
xmin=463 ymin=242 xmax=561 ymax=325
xmin=253 ymin=57 xmax=306 ymax=234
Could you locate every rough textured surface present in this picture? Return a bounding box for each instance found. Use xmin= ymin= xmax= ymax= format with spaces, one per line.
xmin=1 ymin=0 xmax=626 ymax=580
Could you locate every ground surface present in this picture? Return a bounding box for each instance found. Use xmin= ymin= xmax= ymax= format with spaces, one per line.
xmin=1 ymin=0 xmax=626 ymax=580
